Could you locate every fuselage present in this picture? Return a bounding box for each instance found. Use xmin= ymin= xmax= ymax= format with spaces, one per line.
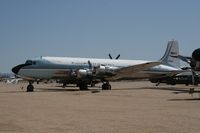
xmin=12 ymin=56 xmax=180 ymax=81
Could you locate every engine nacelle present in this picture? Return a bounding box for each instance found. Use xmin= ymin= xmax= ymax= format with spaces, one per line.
xmin=191 ymin=48 xmax=200 ymax=71
xmin=95 ymin=65 xmax=116 ymax=75
xmin=192 ymin=48 xmax=200 ymax=61
xmin=76 ymin=69 xmax=92 ymax=79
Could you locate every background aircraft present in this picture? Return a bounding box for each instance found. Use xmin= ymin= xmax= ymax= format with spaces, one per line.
xmin=176 ymin=48 xmax=200 ymax=71
xmin=150 ymin=46 xmax=200 ymax=90
xmin=5 ymin=76 xmax=24 ymax=84
xmin=150 ymin=71 xmax=200 ymax=86
xmin=0 ymin=73 xmax=14 ymax=82
xmin=12 ymin=40 xmax=183 ymax=92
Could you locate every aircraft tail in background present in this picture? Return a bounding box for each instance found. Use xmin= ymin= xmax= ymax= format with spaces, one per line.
xmin=160 ymin=40 xmax=180 ymax=68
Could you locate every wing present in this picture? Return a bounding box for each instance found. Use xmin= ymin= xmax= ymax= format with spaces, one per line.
xmin=112 ymin=61 xmax=162 ymax=79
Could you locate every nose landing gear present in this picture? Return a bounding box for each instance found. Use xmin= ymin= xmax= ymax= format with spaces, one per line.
xmin=27 ymin=82 xmax=34 ymax=92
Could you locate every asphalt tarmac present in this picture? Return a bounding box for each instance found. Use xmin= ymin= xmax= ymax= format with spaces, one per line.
xmin=0 ymin=81 xmax=200 ymax=133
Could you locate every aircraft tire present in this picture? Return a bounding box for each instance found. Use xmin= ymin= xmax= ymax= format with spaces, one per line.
xmin=91 ymin=82 xmax=95 ymax=87
xmin=27 ymin=84 xmax=34 ymax=92
xmin=102 ymin=83 xmax=111 ymax=90
xmin=79 ymin=83 xmax=88 ymax=90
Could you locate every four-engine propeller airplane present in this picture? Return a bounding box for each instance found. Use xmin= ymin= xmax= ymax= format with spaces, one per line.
xmin=12 ymin=40 xmax=184 ymax=92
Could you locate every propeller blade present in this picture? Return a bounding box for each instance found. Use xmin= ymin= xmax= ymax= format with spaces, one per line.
xmin=115 ymin=54 xmax=120 ymax=59
xmin=109 ymin=54 xmax=112 ymax=59
xmin=88 ymin=60 xmax=92 ymax=69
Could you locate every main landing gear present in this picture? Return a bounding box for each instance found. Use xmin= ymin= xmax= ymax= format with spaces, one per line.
xmin=102 ymin=82 xmax=111 ymax=90
xmin=27 ymin=82 xmax=34 ymax=92
xmin=78 ymin=81 xmax=111 ymax=90
xmin=25 ymin=81 xmax=111 ymax=92
xmin=78 ymin=82 xmax=88 ymax=90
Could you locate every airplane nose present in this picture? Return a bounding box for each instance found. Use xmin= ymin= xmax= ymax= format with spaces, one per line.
xmin=12 ymin=64 xmax=26 ymax=74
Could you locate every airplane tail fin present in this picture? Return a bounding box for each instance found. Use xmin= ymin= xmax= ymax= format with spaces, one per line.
xmin=160 ymin=40 xmax=180 ymax=68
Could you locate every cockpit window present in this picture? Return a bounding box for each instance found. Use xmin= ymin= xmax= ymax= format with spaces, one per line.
xmin=25 ymin=60 xmax=37 ymax=65
xmin=25 ymin=60 xmax=32 ymax=65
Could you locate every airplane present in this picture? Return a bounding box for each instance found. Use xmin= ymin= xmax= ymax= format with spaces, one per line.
xmin=12 ymin=40 xmax=184 ymax=92
xmin=5 ymin=76 xmax=24 ymax=84
xmin=151 ymin=45 xmax=200 ymax=86
xmin=56 ymin=53 xmax=121 ymax=87
xmin=174 ymin=48 xmax=200 ymax=71
xmin=168 ymin=47 xmax=200 ymax=94
xmin=150 ymin=71 xmax=200 ymax=86
xmin=0 ymin=73 xmax=14 ymax=82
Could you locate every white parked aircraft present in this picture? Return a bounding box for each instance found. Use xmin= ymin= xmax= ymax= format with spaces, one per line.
xmin=12 ymin=40 xmax=183 ymax=92
xmin=5 ymin=76 xmax=24 ymax=84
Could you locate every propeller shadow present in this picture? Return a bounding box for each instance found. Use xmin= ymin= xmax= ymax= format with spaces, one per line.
xmin=168 ymin=98 xmax=200 ymax=101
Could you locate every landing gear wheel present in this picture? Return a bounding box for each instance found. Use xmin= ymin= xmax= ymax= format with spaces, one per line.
xmin=79 ymin=83 xmax=88 ymax=90
xmin=189 ymin=88 xmax=194 ymax=94
xmin=62 ymin=82 xmax=67 ymax=88
xmin=102 ymin=83 xmax=111 ymax=90
xmin=27 ymin=84 xmax=34 ymax=92
xmin=91 ymin=82 xmax=95 ymax=87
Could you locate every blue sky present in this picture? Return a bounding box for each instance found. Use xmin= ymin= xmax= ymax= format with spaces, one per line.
xmin=0 ymin=0 xmax=200 ymax=72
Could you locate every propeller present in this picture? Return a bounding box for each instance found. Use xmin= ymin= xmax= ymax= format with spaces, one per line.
xmin=108 ymin=54 xmax=120 ymax=60
xmin=115 ymin=54 xmax=120 ymax=59
xmin=88 ymin=60 xmax=96 ymax=75
xmin=88 ymin=60 xmax=92 ymax=70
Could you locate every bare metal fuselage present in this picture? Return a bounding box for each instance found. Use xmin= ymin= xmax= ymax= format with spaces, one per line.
xmin=15 ymin=56 xmax=180 ymax=81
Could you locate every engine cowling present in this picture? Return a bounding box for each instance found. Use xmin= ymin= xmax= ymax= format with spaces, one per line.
xmin=76 ymin=69 xmax=92 ymax=79
xmin=192 ymin=48 xmax=200 ymax=61
xmin=191 ymin=48 xmax=200 ymax=71
xmin=95 ymin=65 xmax=116 ymax=76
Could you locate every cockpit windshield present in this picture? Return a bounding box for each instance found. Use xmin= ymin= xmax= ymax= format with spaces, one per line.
xmin=25 ymin=60 xmax=36 ymax=65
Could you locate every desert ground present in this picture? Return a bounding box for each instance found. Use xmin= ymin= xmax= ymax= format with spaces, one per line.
xmin=0 ymin=81 xmax=200 ymax=133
